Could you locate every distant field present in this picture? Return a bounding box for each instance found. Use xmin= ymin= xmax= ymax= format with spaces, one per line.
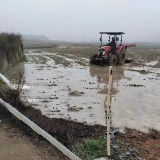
xmin=23 ymin=40 xmax=160 ymax=48
xmin=23 ymin=41 xmax=57 ymax=49
xmin=135 ymin=42 xmax=160 ymax=47
xmin=23 ymin=40 xmax=100 ymax=49
xmin=24 ymin=40 xmax=160 ymax=67
xmin=127 ymin=44 xmax=160 ymax=63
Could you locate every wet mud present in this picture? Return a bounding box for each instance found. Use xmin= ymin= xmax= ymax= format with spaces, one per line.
xmin=0 ymin=93 xmax=105 ymax=150
xmin=5 ymin=49 xmax=160 ymax=132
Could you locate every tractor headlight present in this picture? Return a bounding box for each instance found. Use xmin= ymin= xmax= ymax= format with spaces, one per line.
xmin=102 ymin=51 xmax=105 ymax=55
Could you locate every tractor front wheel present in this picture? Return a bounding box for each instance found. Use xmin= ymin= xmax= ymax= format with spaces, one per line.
xmin=108 ymin=55 xmax=117 ymax=66
xmin=90 ymin=54 xmax=98 ymax=65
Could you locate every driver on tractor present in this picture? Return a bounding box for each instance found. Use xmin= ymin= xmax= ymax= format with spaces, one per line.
xmin=111 ymin=37 xmax=116 ymax=55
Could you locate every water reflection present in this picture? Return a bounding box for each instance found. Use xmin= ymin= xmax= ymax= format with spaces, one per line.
xmin=89 ymin=65 xmax=132 ymax=100
xmin=89 ymin=66 xmax=160 ymax=132
xmin=89 ymin=66 xmax=133 ymax=127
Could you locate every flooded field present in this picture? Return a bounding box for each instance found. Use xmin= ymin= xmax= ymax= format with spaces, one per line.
xmin=5 ymin=48 xmax=160 ymax=133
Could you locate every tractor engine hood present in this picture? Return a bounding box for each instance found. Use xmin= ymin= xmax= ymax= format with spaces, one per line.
xmin=98 ymin=46 xmax=112 ymax=57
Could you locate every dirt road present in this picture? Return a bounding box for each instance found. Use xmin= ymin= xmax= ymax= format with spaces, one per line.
xmin=0 ymin=104 xmax=69 ymax=160
xmin=0 ymin=124 xmax=50 ymax=160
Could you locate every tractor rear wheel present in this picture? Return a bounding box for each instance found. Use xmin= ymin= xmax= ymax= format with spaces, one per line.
xmin=108 ymin=55 xmax=117 ymax=66
xmin=90 ymin=54 xmax=98 ymax=65
xmin=118 ymin=48 xmax=126 ymax=64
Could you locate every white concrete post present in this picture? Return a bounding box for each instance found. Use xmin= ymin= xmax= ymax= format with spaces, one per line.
xmin=106 ymin=66 xmax=113 ymax=156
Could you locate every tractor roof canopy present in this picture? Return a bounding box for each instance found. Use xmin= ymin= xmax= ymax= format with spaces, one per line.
xmin=99 ymin=32 xmax=125 ymax=35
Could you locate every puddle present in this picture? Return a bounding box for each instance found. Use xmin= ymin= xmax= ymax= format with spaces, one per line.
xmin=21 ymin=51 xmax=107 ymax=126
xmin=145 ymin=57 xmax=159 ymax=67
xmin=5 ymin=50 xmax=160 ymax=132
xmin=112 ymin=69 xmax=160 ymax=132
xmin=58 ymin=45 xmax=67 ymax=49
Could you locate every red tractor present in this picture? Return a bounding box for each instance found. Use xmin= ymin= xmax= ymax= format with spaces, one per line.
xmin=90 ymin=32 xmax=136 ymax=66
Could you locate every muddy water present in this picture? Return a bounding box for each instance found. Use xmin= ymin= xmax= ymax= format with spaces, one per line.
xmin=22 ymin=51 xmax=107 ymax=126
xmin=5 ymin=50 xmax=160 ymax=132
xmin=112 ymin=68 xmax=160 ymax=132
xmin=89 ymin=65 xmax=160 ymax=132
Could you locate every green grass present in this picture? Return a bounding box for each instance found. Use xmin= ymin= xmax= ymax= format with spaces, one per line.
xmin=22 ymin=54 xmax=28 ymax=62
xmin=73 ymin=136 xmax=107 ymax=160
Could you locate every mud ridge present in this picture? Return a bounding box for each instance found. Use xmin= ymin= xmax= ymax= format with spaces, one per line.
xmin=0 ymin=92 xmax=106 ymax=150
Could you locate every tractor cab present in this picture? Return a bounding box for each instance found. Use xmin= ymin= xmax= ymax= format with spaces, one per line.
xmin=99 ymin=32 xmax=125 ymax=47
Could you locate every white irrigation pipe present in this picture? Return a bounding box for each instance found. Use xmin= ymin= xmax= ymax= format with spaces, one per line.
xmin=0 ymin=98 xmax=81 ymax=160
xmin=106 ymin=66 xmax=113 ymax=156
xmin=0 ymin=74 xmax=13 ymax=89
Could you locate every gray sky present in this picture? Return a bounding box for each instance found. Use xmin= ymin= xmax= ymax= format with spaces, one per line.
xmin=0 ymin=0 xmax=160 ymax=42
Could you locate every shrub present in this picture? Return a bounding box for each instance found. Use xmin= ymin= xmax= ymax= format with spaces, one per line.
xmin=0 ymin=32 xmax=23 ymax=49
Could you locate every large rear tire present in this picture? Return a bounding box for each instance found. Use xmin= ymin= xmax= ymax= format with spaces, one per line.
xmin=90 ymin=54 xmax=98 ymax=65
xmin=108 ymin=55 xmax=117 ymax=66
xmin=118 ymin=48 xmax=126 ymax=64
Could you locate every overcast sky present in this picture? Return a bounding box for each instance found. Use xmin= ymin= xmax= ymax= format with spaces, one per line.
xmin=0 ymin=0 xmax=160 ymax=42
